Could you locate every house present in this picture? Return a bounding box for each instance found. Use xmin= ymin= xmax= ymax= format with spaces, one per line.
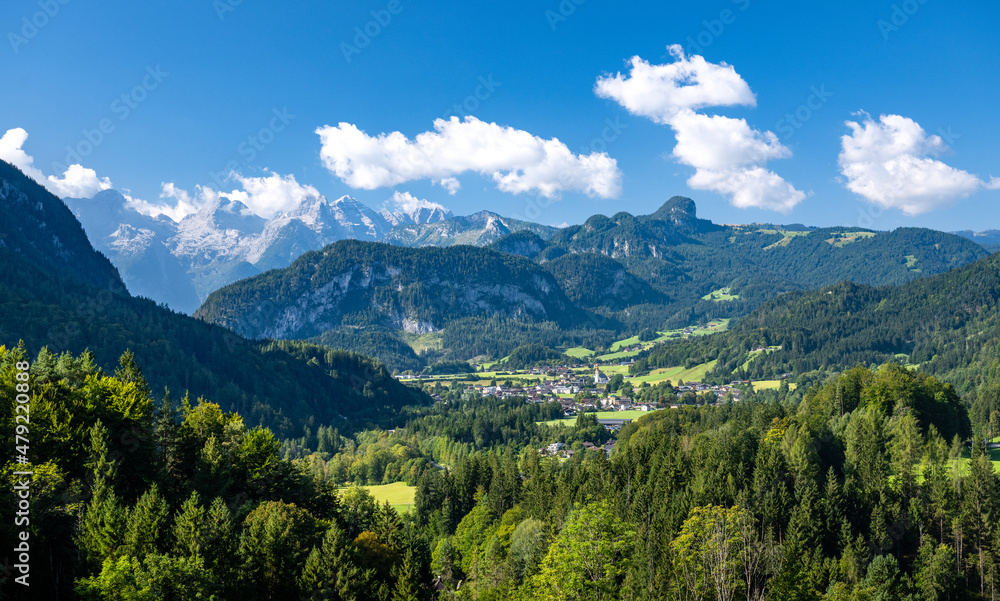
xmin=547 ymin=442 xmax=565 ymax=453
xmin=603 ymin=440 xmax=617 ymax=456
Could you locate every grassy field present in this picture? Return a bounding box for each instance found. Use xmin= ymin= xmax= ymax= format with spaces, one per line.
xmin=752 ymin=379 xmax=797 ymax=391
xmin=399 ymin=331 xmax=443 ymax=354
xmin=827 ymin=231 xmax=877 ymax=247
xmin=759 ymin=229 xmax=811 ymax=250
xmin=593 ymin=322 xmax=729 ymax=362
xmin=702 ymin=287 xmax=740 ymax=302
xmin=339 ymin=482 xmax=417 ymax=513
xmin=596 ymin=347 xmax=646 ymax=362
xmin=629 ymin=360 xmax=718 ymax=384
xmin=609 ymin=335 xmax=642 ymax=352
xmin=564 ymin=322 xmax=730 ymax=362
xmin=540 ymin=409 xmax=661 ymax=427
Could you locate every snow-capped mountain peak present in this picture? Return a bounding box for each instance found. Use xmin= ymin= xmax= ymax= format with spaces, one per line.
xmin=379 ymin=191 xmax=453 ymax=226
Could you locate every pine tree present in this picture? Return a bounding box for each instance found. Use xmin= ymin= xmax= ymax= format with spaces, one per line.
xmin=77 ymin=420 xmax=125 ymax=571
xmin=114 ymin=349 xmax=149 ymax=397
xmin=122 ymin=484 xmax=169 ymax=558
xmin=173 ymin=491 xmax=207 ymax=557
xmin=392 ymin=551 xmax=422 ymax=601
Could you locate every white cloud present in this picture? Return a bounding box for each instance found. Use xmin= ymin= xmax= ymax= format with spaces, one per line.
xmin=670 ymin=110 xmax=789 ymax=170
xmin=316 ymin=116 xmax=621 ymax=198
xmin=594 ymin=44 xmax=756 ymax=123
xmin=231 ymin=171 xmax=321 ymax=218
xmin=595 ymin=47 xmax=804 ymax=213
xmin=127 ymin=183 xmax=212 ymax=222
xmin=386 ymin=191 xmax=448 ymax=215
xmin=435 ymin=177 xmax=461 ymax=195
xmin=44 ymin=164 xmax=112 ymax=198
xmin=669 ymin=110 xmax=804 ymax=212
xmin=135 ymin=171 xmax=321 ymax=222
xmin=0 ymin=128 xmax=47 ymax=182
xmin=1 ymin=127 xmax=113 ymax=198
xmin=839 ymin=113 xmax=996 ymax=215
xmin=0 ymin=127 xmax=112 ymax=198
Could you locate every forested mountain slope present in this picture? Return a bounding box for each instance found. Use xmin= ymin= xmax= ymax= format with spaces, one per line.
xmin=0 ymin=163 xmax=427 ymax=435
xmin=383 ymin=210 xmax=557 ymax=247
xmin=635 ymin=251 xmax=1000 ymax=406
xmin=0 ymin=161 xmax=123 ymax=290
xmin=195 ymin=239 xmax=592 ymax=340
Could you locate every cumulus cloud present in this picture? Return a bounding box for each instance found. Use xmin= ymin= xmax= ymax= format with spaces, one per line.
xmin=135 ymin=171 xmax=322 ymax=222
xmin=669 ymin=111 xmax=804 ymax=212
xmin=316 ymin=116 xmax=621 ymax=198
xmin=127 ymin=183 xmax=212 ymax=222
xmin=0 ymin=128 xmax=47 ymax=182
xmin=839 ymin=113 xmax=997 ymax=215
xmin=231 ymin=171 xmax=321 ymax=218
xmin=595 ymin=46 xmax=805 ymax=212
xmin=386 ymin=191 xmax=449 ymax=215
xmin=0 ymin=127 xmax=112 ymax=198
xmin=594 ymin=44 xmax=755 ymax=123
xmin=435 ymin=177 xmax=461 ymax=195
xmin=45 ymin=164 xmax=113 ymax=198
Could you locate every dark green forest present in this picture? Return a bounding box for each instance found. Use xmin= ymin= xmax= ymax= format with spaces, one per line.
xmin=194 ymin=195 xmax=989 ymax=368
xmin=194 ymin=240 xmax=590 ymax=340
xmin=7 ymin=347 xmax=1000 ymax=600
xmin=0 ymin=246 xmax=427 ymax=437
xmin=8 ymin=156 xmax=1000 ymax=600
xmin=631 ymin=251 xmax=1000 ymax=437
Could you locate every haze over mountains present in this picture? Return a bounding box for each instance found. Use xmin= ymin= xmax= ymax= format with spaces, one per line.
xmin=193 ymin=194 xmax=991 ymax=371
xmin=63 ymin=180 xmax=998 ymax=321
xmin=6 ymin=150 xmax=1000 ymax=420
xmin=64 ymin=189 xmax=464 ymax=313
xmin=64 ymin=187 xmax=563 ymax=315
xmin=0 ymin=160 xmax=426 ymax=435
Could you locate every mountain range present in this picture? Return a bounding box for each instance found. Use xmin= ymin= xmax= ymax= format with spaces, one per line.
xmin=65 ymin=188 xmax=565 ymax=315
xmin=0 ymin=160 xmax=427 ymax=436
xmin=192 ymin=196 xmax=990 ymax=371
xmin=632 ymin=247 xmax=1000 ymax=424
xmin=64 ymin=190 xmax=464 ymax=314
xmin=14 ymin=150 xmax=1000 ymax=380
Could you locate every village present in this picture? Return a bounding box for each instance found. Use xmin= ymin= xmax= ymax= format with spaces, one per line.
xmin=470 ymin=364 xmax=748 ymax=412
xmin=400 ymin=360 xmax=790 ymax=424
xmin=395 ymin=319 xmax=793 ymax=463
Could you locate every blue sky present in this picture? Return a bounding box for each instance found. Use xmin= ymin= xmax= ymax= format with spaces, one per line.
xmin=2 ymin=0 xmax=998 ymax=231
